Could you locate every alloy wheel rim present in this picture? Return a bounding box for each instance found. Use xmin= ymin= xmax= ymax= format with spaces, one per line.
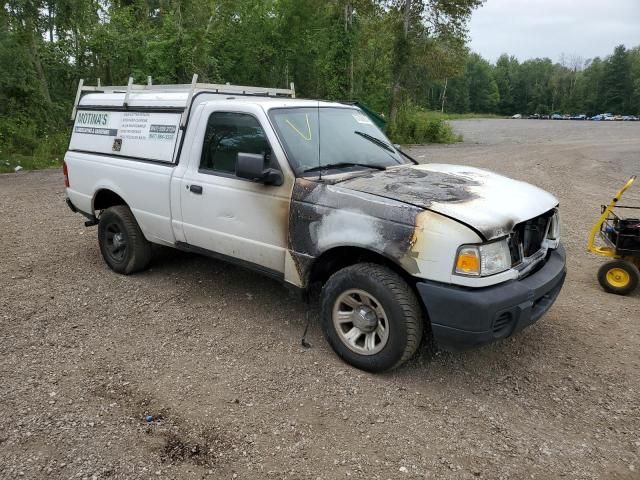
xmin=332 ymin=289 xmax=389 ymax=356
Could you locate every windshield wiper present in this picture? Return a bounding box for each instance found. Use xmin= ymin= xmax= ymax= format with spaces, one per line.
xmin=398 ymin=148 xmax=419 ymax=165
xmin=302 ymin=162 xmax=386 ymax=174
xmin=355 ymin=130 xmax=418 ymax=164
xmin=354 ymin=130 xmax=396 ymax=153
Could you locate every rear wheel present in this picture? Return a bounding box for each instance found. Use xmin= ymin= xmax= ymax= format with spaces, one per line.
xmin=320 ymin=263 xmax=423 ymax=372
xmin=98 ymin=205 xmax=151 ymax=274
xmin=597 ymin=259 xmax=639 ymax=295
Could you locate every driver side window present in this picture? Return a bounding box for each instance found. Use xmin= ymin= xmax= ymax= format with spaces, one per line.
xmin=199 ymin=112 xmax=271 ymax=175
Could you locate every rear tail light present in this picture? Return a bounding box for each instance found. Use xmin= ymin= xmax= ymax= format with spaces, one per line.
xmin=63 ymin=161 xmax=69 ymax=188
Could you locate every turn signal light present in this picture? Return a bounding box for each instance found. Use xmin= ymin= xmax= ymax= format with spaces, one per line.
xmin=455 ymin=248 xmax=480 ymax=275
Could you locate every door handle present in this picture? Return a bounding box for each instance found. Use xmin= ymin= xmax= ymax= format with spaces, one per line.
xmin=189 ymin=184 xmax=203 ymax=195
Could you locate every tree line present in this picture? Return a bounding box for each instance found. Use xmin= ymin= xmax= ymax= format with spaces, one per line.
xmin=433 ymin=46 xmax=640 ymax=116
xmin=1 ymin=0 xmax=638 ymax=167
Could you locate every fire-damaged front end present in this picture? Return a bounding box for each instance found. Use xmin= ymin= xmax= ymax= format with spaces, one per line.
xmin=288 ymin=163 xmax=566 ymax=351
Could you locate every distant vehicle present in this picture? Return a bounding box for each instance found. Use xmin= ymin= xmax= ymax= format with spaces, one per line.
xmin=571 ymin=114 xmax=586 ymax=120
xmin=551 ymin=113 xmax=563 ymax=120
xmin=529 ymin=113 xmax=541 ymax=120
xmin=541 ymin=114 xmax=550 ymax=120
xmin=511 ymin=114 xmax=522 ymax=119
xmin=605 ymin=115 xmax=619 ymax=121
xmin=562 ymin=114 xmax=571 ymax=120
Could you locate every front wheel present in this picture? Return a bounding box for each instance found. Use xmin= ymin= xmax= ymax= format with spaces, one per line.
xmin=597 ymin=259 xmax=639 ymax=295
xmin=320 ymin=263 xmax=424 ymax=372
xmin=98 ymin=205 xmax=152 ymax=274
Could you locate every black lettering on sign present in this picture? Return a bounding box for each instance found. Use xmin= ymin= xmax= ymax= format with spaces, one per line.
xmin=77 ymin=112 xmax=109 ymax=126
xmin=74 ymin=126 xmax=118 ymax=136
xmin=149 ymin=124 xmax=177 ymax=134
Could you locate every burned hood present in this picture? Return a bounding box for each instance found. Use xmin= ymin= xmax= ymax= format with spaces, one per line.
xmin=338 ymin=163 xmax=559 ymax=239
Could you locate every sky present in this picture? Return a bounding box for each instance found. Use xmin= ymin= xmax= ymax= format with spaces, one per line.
xmin=468 ymin=0 xmax=640 ymax=63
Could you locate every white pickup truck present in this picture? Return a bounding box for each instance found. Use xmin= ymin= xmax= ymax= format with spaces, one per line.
xmin=64 ymin=78 xmax=566 ymax=372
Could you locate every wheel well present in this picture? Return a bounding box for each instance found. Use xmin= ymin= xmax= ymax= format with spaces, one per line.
xmin=307 ymin=247 xmax=433 ymax=344
xmin=308 ymin=247 xmax=416 ymax=288
xmin=93 ymin=189 xmax=127 ymax=213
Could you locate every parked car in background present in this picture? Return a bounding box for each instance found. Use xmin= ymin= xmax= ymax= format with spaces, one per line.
xmin=529 ymin=113 xmax=541 ymax=120
xmin=551 ymin=113 xmax=563 ymax=120
xmin=571 ymin=114 xmax=586 ymax=120
xmin=511 ymin=113 xmax=522 ymax=119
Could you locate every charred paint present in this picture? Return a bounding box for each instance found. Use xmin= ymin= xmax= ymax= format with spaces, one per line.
xmin=285 ymin=163 xmax=559 ymax=287
xmin=338 ymin=166 xmax=481 ymax=209
xmin=336 ymin=164 xmax=559 ymax=241
xmin=287 ymin=178 xmax=422 ymax=286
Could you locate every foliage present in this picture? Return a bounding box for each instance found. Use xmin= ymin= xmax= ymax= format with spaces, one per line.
xmin=1 ymin=1 xmax=639 ymax=172
xmin=388 ymin=103 xmax=463 ymax=144
xmin=1 ymin=0 xmax=483 ymax=170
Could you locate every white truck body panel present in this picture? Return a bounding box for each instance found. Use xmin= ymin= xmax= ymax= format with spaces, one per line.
xmin=69 ymin=110 xmax=182 ymax=163
xmin=65 ymin=151 xmax=175 ymax=246
xmin=175 ymin=102 xmax=295 ymax=274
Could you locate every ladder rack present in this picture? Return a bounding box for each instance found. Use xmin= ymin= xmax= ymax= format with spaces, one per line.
xmin=71 ymin=74 xmax=296 ymax=127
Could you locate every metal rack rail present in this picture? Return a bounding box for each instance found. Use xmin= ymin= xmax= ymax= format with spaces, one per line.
xmin=71 ymin=74 xmax=296 ymax=127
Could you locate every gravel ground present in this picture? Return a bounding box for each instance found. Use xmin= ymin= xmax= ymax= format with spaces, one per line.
xmin=1 ymin=119 xmax=639 ymax=480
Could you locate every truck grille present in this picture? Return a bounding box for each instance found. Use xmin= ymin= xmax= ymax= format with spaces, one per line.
xmin=508 ymin=210 xmax=554 ymax=266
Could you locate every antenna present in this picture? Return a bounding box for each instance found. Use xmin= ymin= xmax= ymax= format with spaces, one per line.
xmin=317 ymin=101 xmax=322 ymax=181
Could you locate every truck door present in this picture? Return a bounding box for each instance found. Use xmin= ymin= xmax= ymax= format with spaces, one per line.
xmin=178 ymin=103 xmax=294 ymax=277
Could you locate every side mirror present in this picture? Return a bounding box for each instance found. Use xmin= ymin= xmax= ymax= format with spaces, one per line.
xmin=236 ymin=152 xmax=283 ymax=186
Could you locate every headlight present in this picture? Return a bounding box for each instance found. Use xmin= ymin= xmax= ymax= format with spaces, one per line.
xmin=455 ymin=239 xmax=511 ymax=277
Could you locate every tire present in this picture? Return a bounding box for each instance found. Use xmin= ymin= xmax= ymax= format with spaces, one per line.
xmin=597 ymin=259 xmax=639 ymax=295
xmin=320 ymin=263 xmax=424 ymax=372
xmin=98 ymin=205 xmax=151 ymax=274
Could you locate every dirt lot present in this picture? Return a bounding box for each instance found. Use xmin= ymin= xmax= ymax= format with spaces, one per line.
xmin=1 ymin=119 xmax=639 ymax=480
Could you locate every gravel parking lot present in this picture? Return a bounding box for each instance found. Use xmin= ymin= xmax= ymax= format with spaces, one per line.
xmin=1 ymin=119 xmax=639 ymax=480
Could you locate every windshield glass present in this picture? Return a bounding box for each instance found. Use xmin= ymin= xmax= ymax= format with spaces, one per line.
xmin=268 ymin=107 xmax=406 ymax=174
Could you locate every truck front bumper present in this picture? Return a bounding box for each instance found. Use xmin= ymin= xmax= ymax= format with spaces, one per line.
xmin=416 ymin=245 xmax=566 ymax=351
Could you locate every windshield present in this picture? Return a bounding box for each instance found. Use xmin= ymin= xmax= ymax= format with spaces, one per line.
xmin=268 ymin=107 xmax=407 ymax=174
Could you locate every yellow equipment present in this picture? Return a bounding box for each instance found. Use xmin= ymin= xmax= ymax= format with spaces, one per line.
xmin=588 ymin=176 xmax=640 ymax=295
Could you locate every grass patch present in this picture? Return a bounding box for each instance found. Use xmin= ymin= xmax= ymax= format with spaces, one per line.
xmin=0 ymin=153 xmax=63 ymax=173
xmin=0 ymin=128 xmax=67 ymax=173
xmin=388 ymin=105 xmax=464 ymax=144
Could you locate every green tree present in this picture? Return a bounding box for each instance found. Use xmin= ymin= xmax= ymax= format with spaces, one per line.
xmin=602 ymin=45 xmax=633 ymax=114
xmin=465 ymin=53 xmax=498 ymax=112
xmin=387 ymin=0 xmax=484 ymax=124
